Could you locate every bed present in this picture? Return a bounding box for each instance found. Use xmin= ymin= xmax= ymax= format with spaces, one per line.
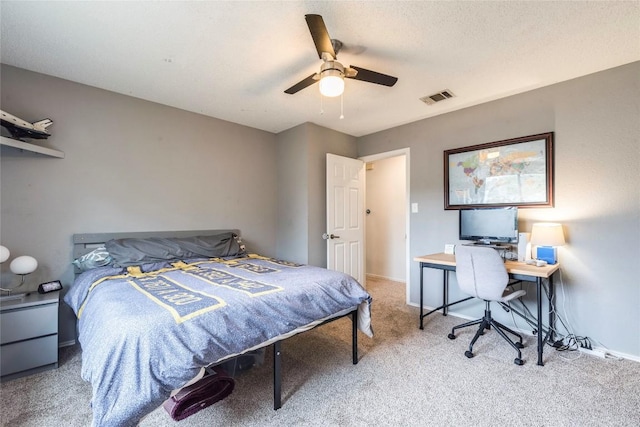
xmin=65 ymin=229 xmax=373 ymax=427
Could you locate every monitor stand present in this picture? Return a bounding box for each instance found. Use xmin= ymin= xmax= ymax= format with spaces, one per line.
xmin=463 ymin=241 xmax=509 ymax=249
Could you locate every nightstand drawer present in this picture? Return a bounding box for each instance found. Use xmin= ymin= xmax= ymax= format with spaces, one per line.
xmin=0 ymin=335 xmax=58 ymax=376
xmin=0 ymin=303 xmax=58 ymax=344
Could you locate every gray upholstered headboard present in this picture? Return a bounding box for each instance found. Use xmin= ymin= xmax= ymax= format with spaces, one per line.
xmin=72 ymin=229 xmax=241 ymax=275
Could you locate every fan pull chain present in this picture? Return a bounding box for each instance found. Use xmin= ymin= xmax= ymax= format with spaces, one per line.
xmin=318 ymin=92 xmax=345 ymax=119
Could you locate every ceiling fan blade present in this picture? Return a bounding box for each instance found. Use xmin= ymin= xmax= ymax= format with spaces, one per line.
xmin=305 ymin=14 xmax=336 ymax=60
xmin=347 ymin=66 xmax=398 ymax=87
xmin=284 ymin=73 xmax=319 ymax=94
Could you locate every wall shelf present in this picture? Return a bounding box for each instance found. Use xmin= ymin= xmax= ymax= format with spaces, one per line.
xmin=0 ymin=135 xmax=64 ymax=158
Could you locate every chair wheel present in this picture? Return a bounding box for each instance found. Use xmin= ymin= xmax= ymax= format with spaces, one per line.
xmin=516 ymin=342 xmax=525 ymax=349
xmin=448 ymin=333 xmax=456 ymax=340
xmin=514 ymin=358 xmax=524 ymax=365
xmin=464 ymin=351 xmax=474 ymax=359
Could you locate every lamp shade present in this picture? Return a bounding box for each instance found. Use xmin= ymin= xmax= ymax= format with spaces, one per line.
xmin=9 ymin=255 xmax=38 ymax=275
xmin=530 ymin=223 xmax=565 ymax=247
xmin=0 ymin=245 xmax=9 ymax=263
xmin=319 ymin=71 xmax=344 ymax=97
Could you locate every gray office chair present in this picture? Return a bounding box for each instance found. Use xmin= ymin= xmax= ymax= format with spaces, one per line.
xmin=447 ymin=245 xmax=527 ymax=365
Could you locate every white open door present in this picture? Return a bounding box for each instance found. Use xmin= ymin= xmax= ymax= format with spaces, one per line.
xmin=325 ymin=153 xmax=365 ymax=285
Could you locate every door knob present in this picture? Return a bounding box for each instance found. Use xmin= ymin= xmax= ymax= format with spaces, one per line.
xmin=322 ymin=233 xmax=341 ymax=240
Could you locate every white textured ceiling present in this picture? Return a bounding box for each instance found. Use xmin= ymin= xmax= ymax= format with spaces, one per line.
xmin=1 ymin=1 xmax=639 ymax=137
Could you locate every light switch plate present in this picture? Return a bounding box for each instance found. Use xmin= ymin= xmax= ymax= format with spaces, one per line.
xmin=411 ymin=203 xmax=418 ymax=213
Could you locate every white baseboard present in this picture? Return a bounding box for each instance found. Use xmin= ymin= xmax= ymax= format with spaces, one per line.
xmin=366 ymin=273 xmax=405 ymax=284
xmin=588 ymin=347 xmax=640 ymax=363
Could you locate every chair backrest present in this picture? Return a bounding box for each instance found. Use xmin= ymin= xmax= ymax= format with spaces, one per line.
xmin=454 ymin=245 xmax=509 ymax=301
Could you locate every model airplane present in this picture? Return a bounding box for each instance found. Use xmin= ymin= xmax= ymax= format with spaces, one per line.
xmin=0 ymin=109 xmax=53 ymax=140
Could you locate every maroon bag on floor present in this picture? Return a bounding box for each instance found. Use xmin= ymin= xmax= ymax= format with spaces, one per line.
xmin=162 ymin=366 xmax=235 ymax=421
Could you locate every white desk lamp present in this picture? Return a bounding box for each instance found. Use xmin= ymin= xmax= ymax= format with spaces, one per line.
xmin=530 ymin=223 xmax=565 ymax=265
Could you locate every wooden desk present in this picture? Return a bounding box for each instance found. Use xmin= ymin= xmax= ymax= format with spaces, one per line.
xmin=414 ymin=253 xmax=560 ymax=366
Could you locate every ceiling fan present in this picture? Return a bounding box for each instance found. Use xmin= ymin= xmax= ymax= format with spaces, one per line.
xmin=284 ymin=14 xmax=398 ymax=97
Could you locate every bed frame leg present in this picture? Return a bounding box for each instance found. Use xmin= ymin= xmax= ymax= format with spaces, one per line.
xmin=352 ymin=310 xmax=358 ymax=365
xmin=273 ymin=309 xmax=357 ymax=410
xmin=273 ymin=341 xmax=282 ymax=410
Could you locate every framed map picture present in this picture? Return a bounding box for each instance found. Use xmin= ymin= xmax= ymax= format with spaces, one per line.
xmin=444 ymin=132 xmax=554 ymax=209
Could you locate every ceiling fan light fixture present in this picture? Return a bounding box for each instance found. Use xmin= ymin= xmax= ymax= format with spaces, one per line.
xmin=284 ymin=15 xmax=398 ymax=97
xmin=319 ymin=70 xmax=344 ymax=97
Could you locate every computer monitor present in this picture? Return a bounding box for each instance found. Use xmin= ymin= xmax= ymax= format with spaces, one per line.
xmin=459 ymin=207 xmax=518 ymax=245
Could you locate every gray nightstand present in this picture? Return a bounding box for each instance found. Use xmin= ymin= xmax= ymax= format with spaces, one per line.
xmin=1 ymin=291 xmax=59 ymax=381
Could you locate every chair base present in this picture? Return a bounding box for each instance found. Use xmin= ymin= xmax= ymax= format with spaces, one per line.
xmin=448 ymin=301 xmax=525 ymax=365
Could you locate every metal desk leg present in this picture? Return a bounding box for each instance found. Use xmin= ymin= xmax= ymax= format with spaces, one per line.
xmin=443 ymin=270 xmax=449 ymax=316
xmin=536 ymin=277 xmax=544 ymax=366
xmin=419 ymin=263 xmax=424 ymax=330
xmin=548 ymin=275 xmax=556 ymax=343
xmin=418 ymin=264 xmax=472 ymax=328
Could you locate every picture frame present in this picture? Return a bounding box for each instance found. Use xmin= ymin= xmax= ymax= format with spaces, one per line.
xmin=444 ymin=132 xmax=554 ymax=209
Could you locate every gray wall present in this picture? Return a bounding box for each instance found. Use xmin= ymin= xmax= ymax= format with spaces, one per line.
xmin=275 ymin=122 xmax=357 ymax=267
xmin=1 ymin=65 xmax=279 ymax=345
xmin=276 ymin=124 xmax=309 ymax=264
xmin=357 ymin=62 xmax=640 ymax=358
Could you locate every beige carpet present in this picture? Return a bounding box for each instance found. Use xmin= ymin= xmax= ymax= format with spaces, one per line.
xmin=1 ymin=276 xmax=639 ymax=426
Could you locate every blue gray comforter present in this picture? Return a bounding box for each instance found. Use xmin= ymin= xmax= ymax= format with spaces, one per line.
xmin=65 ymin=255 xmax=373 ymax=426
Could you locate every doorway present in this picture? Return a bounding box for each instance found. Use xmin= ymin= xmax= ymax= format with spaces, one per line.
xmin=360 ymin=148 xmax=410 ymax=304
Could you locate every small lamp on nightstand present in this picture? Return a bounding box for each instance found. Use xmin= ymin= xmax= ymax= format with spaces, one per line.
xmin=0 ymin=245 xmax=38 ymax=299
xmin=0 ymin=245 xmax=9 ymax=263
xmin=530 ymin=223 xmax=565 ymax=265
xmin=10 ymin=255 xmax=38 ymax=285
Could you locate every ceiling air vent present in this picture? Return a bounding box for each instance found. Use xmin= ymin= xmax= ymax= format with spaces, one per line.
xmin=420 ymin=89 xmax=455 ymax=105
